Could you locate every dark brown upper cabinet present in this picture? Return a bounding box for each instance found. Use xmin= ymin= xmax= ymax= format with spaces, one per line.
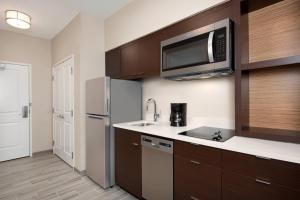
xmin=106 ymin=33 xmax=162 ymax=80
xmin=138 ymin=32 xmax=162 ymax=77
xmin=105 ymin=48 xmax=121 ymax=79
xmin=120 ymin=41 xmax=141 ymax=78
xmin=104 ymin=0 xmax=234 ymax=80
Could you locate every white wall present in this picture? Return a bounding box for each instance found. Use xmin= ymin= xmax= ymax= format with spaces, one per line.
xmin=105 ymin=0 xmax=234 ymax=129
xmin=52 ymin=14 xmax=82 ymax=169
xmin=0 ymin=30 xmax=53 ymax=152
xmin=143 ymin=77 xmax=235 ymax=129
xmin=52 ymin=13 xmax=105 ymax=171
xmin=105 ymin=0 xmax=226 ymax=50
xmin=79 ymin=13 xmax=105 ymax=170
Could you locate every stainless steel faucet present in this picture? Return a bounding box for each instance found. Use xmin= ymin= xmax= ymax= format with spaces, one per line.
xmin=146 ymin=98 xmax=160 ymax=122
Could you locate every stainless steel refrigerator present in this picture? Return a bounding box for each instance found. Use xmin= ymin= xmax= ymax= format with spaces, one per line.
xmin=85 ymin=77 xmax=142 ymax=188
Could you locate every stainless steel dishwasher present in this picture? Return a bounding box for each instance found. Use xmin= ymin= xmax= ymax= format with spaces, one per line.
xmin=141 ymin=135 xmax=173 ymax=200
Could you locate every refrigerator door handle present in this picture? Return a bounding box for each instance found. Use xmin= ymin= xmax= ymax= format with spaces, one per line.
xmin=87 ymin=115 xmax=104 ymax=120
xmin=106 ymin=99 xmax=109 ymax=114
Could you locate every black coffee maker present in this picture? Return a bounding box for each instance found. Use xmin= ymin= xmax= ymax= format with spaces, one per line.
xmin=170 ymin=103 xmax=187 ymax=127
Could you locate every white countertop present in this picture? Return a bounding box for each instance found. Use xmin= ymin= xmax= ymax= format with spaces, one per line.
xmin=113 ymin=120 xmax=300 ymax=164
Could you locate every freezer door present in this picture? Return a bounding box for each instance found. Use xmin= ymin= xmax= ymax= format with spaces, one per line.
xmin=86 ymin=114 xmax=110 ymax=188
xmin=86 ymin=77 xmax=110 ymax=116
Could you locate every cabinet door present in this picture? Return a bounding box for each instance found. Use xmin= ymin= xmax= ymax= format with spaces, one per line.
xmin=121 ymin=42 xmax=142 ymax=78
xmin=174 ymin=155 xmax=221 ymax=200
xmin=222 ymin=172 xmax=300 ymax=200
xmin=105 ymin=48 xmax=121 ymax=78
xmin=138 ymin=32 xmax=162 ymax=77
xmin=115 ymin=128 xmax=142 ymax=198
xmin=174 ymin=140 xmax=222 ymax=167
xmin=223 ymin=150 xmax=300 ymax=191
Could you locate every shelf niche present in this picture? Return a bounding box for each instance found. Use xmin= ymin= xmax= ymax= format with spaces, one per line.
xmin=249 ymin=66 xmax=300 ymax=131
xmin=247 ymin=0 xmax=300 ymax=63
xmin=240 ymin=65 xmax=300 ymax=143
xmin=237 ymin=0 xmax=300 ymax=143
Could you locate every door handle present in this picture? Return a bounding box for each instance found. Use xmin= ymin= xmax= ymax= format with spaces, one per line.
xmin=22 ymin=106 xmax=29 ymax=118
xmin=57 ymin=114 xmax=64 ymax=119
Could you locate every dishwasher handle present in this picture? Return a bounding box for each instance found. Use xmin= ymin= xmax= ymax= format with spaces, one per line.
xmin=141 ymin=135 xmax=173 ymax=154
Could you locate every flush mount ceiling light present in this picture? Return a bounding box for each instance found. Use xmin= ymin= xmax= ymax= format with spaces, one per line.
xmin=5 ymin=10 xmax=31 ymax=29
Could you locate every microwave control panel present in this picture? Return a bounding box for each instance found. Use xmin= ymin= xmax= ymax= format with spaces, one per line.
xmin=214 ymin=27 xmax=227 ymax=62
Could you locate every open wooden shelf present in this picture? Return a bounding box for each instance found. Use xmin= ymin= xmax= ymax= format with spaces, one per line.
xmin=240 ymin=126 xmax=300 ymax=143
xmin=236 ymin=0 xmax=300 ymax=144
xmin=241 ymin=55 xmax=300 ymax=71
xmin=246 ymin=0 xmax=300 ymax=63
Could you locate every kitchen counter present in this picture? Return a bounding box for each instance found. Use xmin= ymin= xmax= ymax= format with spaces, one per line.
xmin=113 ymin=120 xmax=300 ymax=164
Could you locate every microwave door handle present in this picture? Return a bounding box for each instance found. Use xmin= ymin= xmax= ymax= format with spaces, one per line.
xmin=208 ymin=31 xmax=214 ymax=63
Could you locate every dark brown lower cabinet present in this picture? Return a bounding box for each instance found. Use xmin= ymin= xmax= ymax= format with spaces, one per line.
xmin=174 ymin=155 xmax=221 ymax=200
xmin=114 ymin=131 xmax=300 ymax=200
xmin=222 ymin=171 xmax=300 ymax=200
xmin=115 ymin=128 xmax=142 ymax=198
xmin=222 ymin=150 xmax=300 ymax=191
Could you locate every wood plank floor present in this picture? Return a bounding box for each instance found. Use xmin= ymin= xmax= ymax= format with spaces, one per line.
xmin=0 ymin=152 xmax=137 ymax=200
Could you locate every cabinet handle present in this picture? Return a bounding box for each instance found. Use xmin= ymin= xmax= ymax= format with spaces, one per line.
xmin=255 ymin=178 xmax=271 ymax=185
xmin=132 ymin=142 xmax=139 ymax=146
xmin=255 ymin=155 xmax=271 ymax=160
xmin=190 ymin=142 xmax=200 ymax=146
xmin=190 ymin=195 xmax=200 ymax=200
xmin=190 ymin=160 xmax=200 ymax=165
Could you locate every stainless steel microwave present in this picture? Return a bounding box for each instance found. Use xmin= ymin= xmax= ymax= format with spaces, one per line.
xmin=161 ymin=18 xmax=233 ymax=80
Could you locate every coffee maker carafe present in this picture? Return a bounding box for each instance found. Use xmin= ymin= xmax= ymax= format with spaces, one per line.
xmin=170 ymin=103 xmax=187 ymax=127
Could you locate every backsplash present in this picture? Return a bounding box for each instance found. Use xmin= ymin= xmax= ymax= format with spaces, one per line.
xmin=142 ymin=76 xmax=235 ymax=129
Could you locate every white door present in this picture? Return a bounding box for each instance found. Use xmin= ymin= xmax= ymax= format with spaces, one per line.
xmin=53 ymin=57 xmax=74 ymax=166
xmin=0 ymin=62 xmax=30 ymax=162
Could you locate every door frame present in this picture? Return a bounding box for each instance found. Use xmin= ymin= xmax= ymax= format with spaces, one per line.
xmin=0 ymin=60 xmax=33 ymax=157
xmin=52 ymin=55 xmax=75 ymax=167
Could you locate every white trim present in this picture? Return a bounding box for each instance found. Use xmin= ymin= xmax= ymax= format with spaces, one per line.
xmin=0 ymin=60 xmax=33 ymax=157
xmin=54 ymin=54 xmax=74 ymax=68
xmin=52 ymin=55 xmax=75 ymax=168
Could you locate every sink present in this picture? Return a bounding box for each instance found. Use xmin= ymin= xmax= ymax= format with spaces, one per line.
xmin=132 ymin=122 xmax=155 ymax=127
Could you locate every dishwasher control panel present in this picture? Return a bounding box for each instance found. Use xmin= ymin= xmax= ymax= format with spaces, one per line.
xmin=141 ymin=135 xmax=173 ymax=154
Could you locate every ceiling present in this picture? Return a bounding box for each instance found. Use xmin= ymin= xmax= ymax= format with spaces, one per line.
xmin=0 ymin=0 xmax=132 ymax=39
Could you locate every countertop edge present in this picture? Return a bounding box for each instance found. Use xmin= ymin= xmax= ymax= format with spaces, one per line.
xmin=113 ymin=123 xmax=300 ymax=165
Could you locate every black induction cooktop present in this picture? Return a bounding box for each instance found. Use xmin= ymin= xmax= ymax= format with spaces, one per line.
xmin=179 ymin=126 xmax=234 ymax=142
